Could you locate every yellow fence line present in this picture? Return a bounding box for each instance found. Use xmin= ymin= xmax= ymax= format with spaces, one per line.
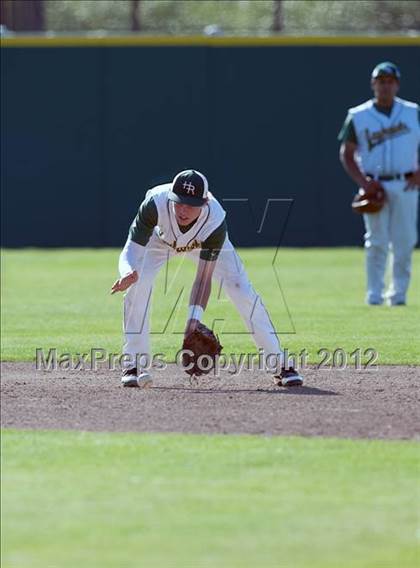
xmin=1 ymin=34 xmax=420 ymax=48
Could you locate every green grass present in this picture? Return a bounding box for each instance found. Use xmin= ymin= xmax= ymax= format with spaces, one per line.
xmin=1 ymin=248 xmax=420 ymax=364
xmin=2 ymin=430 xmax=419 ymax=568
xmin=2 ymin=250 xmax=420 ymax=567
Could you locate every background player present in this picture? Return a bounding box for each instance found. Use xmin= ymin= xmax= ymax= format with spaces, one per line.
xmin=338 ymin=62 xmax=420 ymax=305
xmin=111 ymin=169 xmax=303 ymax=387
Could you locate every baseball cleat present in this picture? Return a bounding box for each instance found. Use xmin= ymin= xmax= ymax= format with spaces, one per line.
xmin=387 ymin=300 xmax=406 ymax=306
xmin=274 ymin=367 xmax=304 ymax=387
xmin=121 ymin=367 xmax=153 ymax=388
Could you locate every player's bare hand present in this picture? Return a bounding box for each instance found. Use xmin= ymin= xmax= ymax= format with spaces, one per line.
xmin=110 ymin=271 xmax=138 ymax=294
xmin=404 ymin=169 xmax=420 ymax=190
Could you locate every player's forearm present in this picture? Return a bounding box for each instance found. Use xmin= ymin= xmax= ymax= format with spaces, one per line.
xmin=340 ymin=146 xmax=369 ymax=189
xmin=118 ymin=238 xmax=145 ymax=277
xmin=185 ymin=279 xmax=211 ymax=332
xmin=189 ymin=277 xmax=211 ymax=312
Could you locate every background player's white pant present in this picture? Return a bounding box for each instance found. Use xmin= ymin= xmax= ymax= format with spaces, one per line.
xmin=123 ymin=232 xmax=283 ymax=370
xmin=363 ymin=180 xmax=418 ymax=304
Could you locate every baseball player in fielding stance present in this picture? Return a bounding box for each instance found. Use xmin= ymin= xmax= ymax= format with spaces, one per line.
xmin=339 ymin=62 xmax=420 ymax=305
xmin=111 ymin=169 xmax=303 ymax=388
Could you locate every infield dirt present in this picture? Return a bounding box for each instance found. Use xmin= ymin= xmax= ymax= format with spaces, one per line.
xmin=1 ymin=362 xmax=419 ymax=439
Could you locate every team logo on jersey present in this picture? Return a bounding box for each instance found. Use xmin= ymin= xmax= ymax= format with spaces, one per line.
xmin=183 ymin=181 xmax=196 ymax=194
xmin=364 ymin=121 xmax=410 ymax=151
xmin=171 ymin=238 xmax=201 ymax=253
xmin=158 ymin=230 xmax=201 ymax=253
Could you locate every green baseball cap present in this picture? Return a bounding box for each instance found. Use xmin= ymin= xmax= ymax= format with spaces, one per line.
xmin=371 ymin=61 xmax=401 ymax=80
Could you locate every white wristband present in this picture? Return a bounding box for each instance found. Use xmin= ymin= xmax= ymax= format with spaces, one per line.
xmin=188 ymin=305 xmax=204 ymax=322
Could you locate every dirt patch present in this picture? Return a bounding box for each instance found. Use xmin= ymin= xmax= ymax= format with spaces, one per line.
xmin=1 ymin=362 xmax=419 ymax=439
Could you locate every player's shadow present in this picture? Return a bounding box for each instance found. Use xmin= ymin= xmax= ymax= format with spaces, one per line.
xmin=279 ymin=386 xmax=338 ymax=396
xmin=152 ymin=385 xmax=338 ymax=396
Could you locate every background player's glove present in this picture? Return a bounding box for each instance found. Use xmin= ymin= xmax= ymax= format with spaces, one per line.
xmin=182 ymin=322 xmax=223 ymax=376
xmin=352 ymin=183 xmax=386 ymax=214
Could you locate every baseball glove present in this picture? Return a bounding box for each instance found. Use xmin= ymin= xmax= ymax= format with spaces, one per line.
xmin=352 ymin=186 xmax=386 ymax=214
xmin=182 ymin=322 xmax=223 ymax=376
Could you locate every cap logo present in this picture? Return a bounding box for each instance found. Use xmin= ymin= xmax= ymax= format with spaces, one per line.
xmin=183 ymin=181 xmax=196 ymax=195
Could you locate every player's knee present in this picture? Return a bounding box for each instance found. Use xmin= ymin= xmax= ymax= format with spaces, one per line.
xmin=364 ymin=236 xmax=388 ymax=252
xmin=225 ymin=279 xmax=254 ymax=300
xmin=391 ymin=232 xmax=417 ymax=253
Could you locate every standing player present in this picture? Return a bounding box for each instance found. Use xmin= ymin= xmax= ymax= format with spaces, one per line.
xmin=111 ymin=169 xmax=303 ymax=388
xmin=338 ymin=62 xmax=420 ymax=305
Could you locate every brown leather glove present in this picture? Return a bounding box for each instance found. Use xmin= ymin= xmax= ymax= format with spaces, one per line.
xmin=352 ymin=181 xmax=386 ymax=214
xmin=182 ymin=322 xmax=223 ymax=376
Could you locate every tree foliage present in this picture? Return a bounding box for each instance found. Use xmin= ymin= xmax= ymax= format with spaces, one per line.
xmin=4 ymin=0 xmax=420 ymax=34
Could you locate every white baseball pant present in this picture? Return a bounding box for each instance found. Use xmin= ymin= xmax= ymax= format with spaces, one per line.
xmin=122 ymin=231 xmax=283 ymax=370
xmin=363 ymin=180 xmax=418 ymax=304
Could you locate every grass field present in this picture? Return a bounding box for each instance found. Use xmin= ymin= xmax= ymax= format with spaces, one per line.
xmin=1 ymin=247 xmax=420 ymax=364
xmin=2 ymin=430 xmax=419 ymax=568
xmin=2 ymin=248 xmax=419 ymax=568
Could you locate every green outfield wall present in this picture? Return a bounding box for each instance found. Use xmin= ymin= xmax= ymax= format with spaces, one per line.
xmin=1 ymin=36 xmax=419 ymax=247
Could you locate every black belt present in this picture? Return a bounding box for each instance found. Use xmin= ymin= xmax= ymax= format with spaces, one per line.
xmin=365 ymin=172 xmax=413 ymax=181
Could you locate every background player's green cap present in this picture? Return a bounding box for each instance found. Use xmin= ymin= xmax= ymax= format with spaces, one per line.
xmin=371 ymin=61 xmax=401 ymax=80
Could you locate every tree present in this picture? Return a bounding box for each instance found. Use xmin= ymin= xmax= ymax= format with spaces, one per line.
xmin=130 ymin=0 xmax=141 ymax=32
xmin=272 ymin=0 xmax=283 ymax=32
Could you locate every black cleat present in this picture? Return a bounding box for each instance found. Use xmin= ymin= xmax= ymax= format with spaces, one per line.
xmin=121 ymin=367 xmax=153 ymax=388
xmin=121 ymin=367 xmax=139 ymax=387
xmin=274 ymin=367 xmax=304 ymax=387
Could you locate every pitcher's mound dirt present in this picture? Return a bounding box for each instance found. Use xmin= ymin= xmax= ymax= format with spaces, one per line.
xmin=1 ymin=363 xmax=419 ymax=439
